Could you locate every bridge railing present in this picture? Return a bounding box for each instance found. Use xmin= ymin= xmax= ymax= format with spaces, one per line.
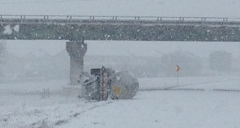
xmin=1 ymin=15 xmax=240 ymax=24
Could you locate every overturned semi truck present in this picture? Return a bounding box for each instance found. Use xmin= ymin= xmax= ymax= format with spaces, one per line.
xmin=79 ymin=67 xmax=139 ymax=101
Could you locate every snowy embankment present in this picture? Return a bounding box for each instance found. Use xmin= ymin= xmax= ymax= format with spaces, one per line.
xmin=1 ymin=75 xmax=240 ymax=128
xmin=60 ymin=91 xmax=240 ymax=128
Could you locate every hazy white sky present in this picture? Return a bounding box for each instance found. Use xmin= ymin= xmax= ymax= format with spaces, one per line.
xmin=0 ymin=0 xmax=239 ymax=17
xmin=5 ymin=40 xmax=66 ymax=56
xmin=5 ymin=40 xmax=240 ymax=58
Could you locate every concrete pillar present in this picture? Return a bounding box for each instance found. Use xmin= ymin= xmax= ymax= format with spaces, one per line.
xmin=66 ymin=39 xmax=87 ymax=85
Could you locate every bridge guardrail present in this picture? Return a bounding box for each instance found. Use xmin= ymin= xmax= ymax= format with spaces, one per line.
xmin=1 ymin=14 xmax=240 ymax=22
xmin=1 ymin=15 xmax=240 ymax=26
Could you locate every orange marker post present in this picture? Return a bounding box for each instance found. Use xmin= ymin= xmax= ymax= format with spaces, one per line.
xmin=175 ymin=65 xmax=181 ymax=86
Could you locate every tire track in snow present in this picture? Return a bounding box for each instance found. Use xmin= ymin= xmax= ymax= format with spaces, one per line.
xmin=26 ymin=101 xmax=113 ymax=128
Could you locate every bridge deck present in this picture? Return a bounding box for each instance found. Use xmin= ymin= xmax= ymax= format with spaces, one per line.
xmin=1 ymin=15 xmax=240 ymax=41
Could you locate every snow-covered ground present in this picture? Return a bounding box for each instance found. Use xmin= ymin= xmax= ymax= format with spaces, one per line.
xmin=1 ymin=75 xmax=240 ymax=128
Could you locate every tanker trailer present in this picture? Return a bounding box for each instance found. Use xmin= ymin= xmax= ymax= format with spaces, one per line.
xmin=81 ymin=67 xmax=139 ymax=101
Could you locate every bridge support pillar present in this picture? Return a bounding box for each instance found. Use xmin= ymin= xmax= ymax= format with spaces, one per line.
xmin=66 ymin=39 xmax=87 ymax=85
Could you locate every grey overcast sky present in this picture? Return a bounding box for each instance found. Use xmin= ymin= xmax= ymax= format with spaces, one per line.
xmin=0 ymin=0 xmax=239 ymax=17
xmin=5 ymin=41 xmax=240 ymax=58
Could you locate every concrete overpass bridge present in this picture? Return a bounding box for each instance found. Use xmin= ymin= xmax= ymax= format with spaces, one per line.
xmin=1 ymin=15 xmax=240 ymax=41
xmin=1 ymin=15 xmax=240 ymax=85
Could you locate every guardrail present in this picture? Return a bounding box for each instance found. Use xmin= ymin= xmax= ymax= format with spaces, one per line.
xmin=1 ymin=15 xmax=240 ymax=23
